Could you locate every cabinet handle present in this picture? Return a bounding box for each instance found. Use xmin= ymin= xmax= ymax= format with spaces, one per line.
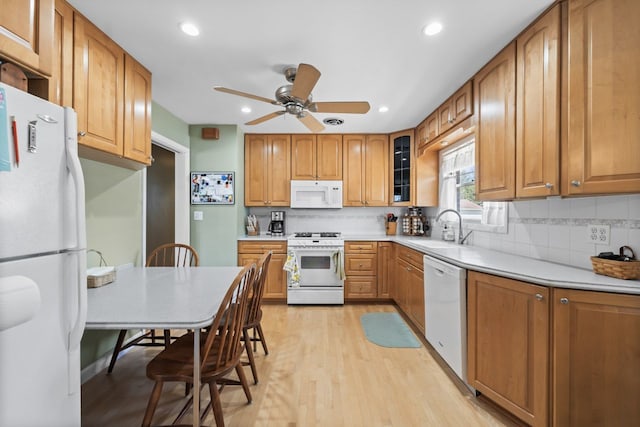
xmin=407 ymin=266 xmax=412 ymax=271
xmin=560 ymin=297 xmax=569 ymax=304
xmin=545 ymin=183 xmax=553 ymax=189
xmin=535 ymin=293 xmax=544 ymax=301
xmin=78 ymin=131 xmax=86 ymax=137
xmin=570 ymin=180 xmax=581 ymax=187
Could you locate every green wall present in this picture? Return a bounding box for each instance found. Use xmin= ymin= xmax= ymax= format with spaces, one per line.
xmin=189 ymin=125 xmax=246 ymax=266
xmin=82 ymin=159 xmax=143 ymax=267
xmin=151 ymin=101 xmax=190 ymax=148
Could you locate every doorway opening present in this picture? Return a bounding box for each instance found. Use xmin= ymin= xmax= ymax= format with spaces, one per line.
xmin=141 ymin=132 xmax=190 ymax=263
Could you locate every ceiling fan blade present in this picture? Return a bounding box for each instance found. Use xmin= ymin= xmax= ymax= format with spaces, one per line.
xmin=245 ymin=111 xmax=285 ymax=125
xmin=309 ymin=101 xmax=371 ymax=114
xmin=297 ymin=113 xmax=325 ymax=132
xmin=214 ymin=86 xmax=277 ymax=105
xmin=290 ymin=63 xmax=321 ymax=101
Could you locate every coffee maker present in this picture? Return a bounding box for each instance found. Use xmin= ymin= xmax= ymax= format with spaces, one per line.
xmin=268 ymin=211 xmax=285 ymax=236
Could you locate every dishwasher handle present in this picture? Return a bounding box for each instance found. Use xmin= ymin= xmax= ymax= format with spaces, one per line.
xmin=423 ymin=255 xmax=465 ymax=278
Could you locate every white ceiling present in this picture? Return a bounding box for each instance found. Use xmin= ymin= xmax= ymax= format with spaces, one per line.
xmin=67 ymin=0 xmax=554 ymax=134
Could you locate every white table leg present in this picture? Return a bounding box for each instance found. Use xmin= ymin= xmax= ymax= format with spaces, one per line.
xmin=193 ymin=327 xmax=200 ymax=427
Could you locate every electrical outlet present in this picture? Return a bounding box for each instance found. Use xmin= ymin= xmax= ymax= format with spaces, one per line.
xmin=193 ymin=211 xmax=203 ymax=221
xmin=587 ymin=224 xmax=610 ymax=245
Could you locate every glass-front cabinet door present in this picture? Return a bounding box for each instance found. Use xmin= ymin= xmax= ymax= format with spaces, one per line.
xmin=389 ymin=130 xmax=414 ymax=205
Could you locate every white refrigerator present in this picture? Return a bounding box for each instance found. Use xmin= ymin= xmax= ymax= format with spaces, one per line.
xmin=0 ymin=82 xmax=86 ymax=426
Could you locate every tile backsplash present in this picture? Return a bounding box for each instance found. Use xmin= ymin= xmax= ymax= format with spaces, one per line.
xmin=248 ymin=206 xmax=406 ymax=236
xmin=248 ymin=194 xmax=640 ymax=271
xmin=433 ymin=194 xmax=640 ymax=270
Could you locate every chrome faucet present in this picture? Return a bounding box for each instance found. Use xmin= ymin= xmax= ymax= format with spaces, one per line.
xmin=435 ymin=209 xmax=471 ymax=245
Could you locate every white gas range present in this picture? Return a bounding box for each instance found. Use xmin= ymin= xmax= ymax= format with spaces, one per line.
xmin=286 ymin=232 xmax=345 ymax=305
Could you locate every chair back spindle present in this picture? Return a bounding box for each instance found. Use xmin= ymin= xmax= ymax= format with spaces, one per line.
xmin=246 ymin=252 xmax=272 ymax=325
xmin=146 ymin=243 xmax=199 ymax=267
xmin=201 ymin=263 xmax=255 ymax=372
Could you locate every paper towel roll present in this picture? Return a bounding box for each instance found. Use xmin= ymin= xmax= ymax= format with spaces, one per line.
xmin=0 ymin=276 xmax=41 ymax=331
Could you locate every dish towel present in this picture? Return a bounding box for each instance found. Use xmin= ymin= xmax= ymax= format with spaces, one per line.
xmin=283 ymin=248 xmax=301 ymax=287
xmin=332 ymin=248 xmax=346 ymax=280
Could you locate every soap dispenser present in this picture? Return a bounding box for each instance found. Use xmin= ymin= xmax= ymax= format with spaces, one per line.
xmin=442 ymin=224 xmax=455 ymax=241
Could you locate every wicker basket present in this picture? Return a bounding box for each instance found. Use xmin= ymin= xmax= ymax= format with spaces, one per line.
xmin=590 ymin=246 xmax=640 ymax=280
xmin=86 ymin=249 xmax=116 ymax=287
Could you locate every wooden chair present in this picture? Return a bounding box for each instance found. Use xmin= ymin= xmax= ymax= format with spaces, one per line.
xmin=141 ymin=263 xmax=256 ymax=427
xmin=241 ymin=251 xmax=271 ymax=384
xmin=107 ymin=243 xmax=199 ymax=374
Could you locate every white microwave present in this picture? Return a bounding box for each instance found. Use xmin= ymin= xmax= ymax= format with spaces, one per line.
xmin=290 ymin=180 xmax=343 ymax=209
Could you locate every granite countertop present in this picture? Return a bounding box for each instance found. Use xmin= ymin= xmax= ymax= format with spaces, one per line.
xmin=238 ymin=233 xmax=639 ymax=295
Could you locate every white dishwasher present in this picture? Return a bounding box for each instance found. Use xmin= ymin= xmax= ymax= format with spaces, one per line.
xmin=423 ymin=254 xmax=471 ymax=388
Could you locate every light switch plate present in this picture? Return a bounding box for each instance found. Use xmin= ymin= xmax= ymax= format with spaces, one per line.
xmin=587 ymin=224 xmax=610 ymax=245
xmin=193 ymin=211 xmax=203 ymax=221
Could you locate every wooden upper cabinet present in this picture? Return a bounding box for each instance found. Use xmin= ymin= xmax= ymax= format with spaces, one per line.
xmin=343 ymin=134 xmax=388 ymax=206
xmin=123 ymin=54 xmax=152 ymax=165
xmin=475 ymin=42 xmax=516 ymax=201
xmin=245 ymin=134 xmax=291 ymax=206
xmin=0 ymin=0 xmax=53 ymax=76
xmin=564 ymin=0 xmax=640 ymax=195
xmin=438 ymin=81 xmax=473 ymax=134
xmin=49 ymin=0 xmax=73 ymax=106
xmin=516 ymin=4 xmax=561 ymax=198
xmin=343 ymin=134 xmax=366 ymax=206
xmin=553 ymin=288 xmax=640 ymax=427
xmin=291 ymin=134 xmax=342 ymax=180
xmin=467 ymin=271 xmax=549 ymax=427
xmin=425 ymin=113 xmax=439 ymax=144
xmin=364 ymin=134 xmax=389 ymax=206
xmin=389 ymin=130 xmax=414 ymax=206
xmin=291 ymin=134 xmax=316 ymax=180
xmin=415 ymin=120 xmax=427 ymax=149
xmin=437 ymin=101 xmax=454 ymax=134
xmin=316 ymin=134 xmax=342 ymax=180
xmin=73 ymin=13 xmax=125 ymax=156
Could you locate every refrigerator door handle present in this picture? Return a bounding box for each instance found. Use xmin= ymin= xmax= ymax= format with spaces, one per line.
xmin=65 ymin=108 xmax=87 ymax=351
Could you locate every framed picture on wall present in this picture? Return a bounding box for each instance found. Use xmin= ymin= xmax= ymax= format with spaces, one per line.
xmin=190 ymin=171 xmax=235 ymax=205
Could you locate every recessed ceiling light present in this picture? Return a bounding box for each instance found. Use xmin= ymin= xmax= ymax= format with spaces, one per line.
xmin=241 ymin=106 xmax=251 ymax=113
xmin=180 ymin=22 xmax=200 ymax=37
xmin=423 ymin=22 xmax=443 ymax=36
xmin=378 ymin=106 xmax=389 ymax=113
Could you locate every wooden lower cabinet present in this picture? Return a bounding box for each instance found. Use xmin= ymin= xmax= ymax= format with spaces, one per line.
xmin=553 ymin=288 xmax=640 ymax=427
xmin=395 ymin=245 xmax=424 ymax=333
xmin=377 ymin=242 xmax=394 ymax=298
xmin=467 ymin=271 xmax=549 ymax=427
xmin=237 ymin=241 xmax=287 ymax=300
xmin=344 ymin=241 xmax=377 ymax=300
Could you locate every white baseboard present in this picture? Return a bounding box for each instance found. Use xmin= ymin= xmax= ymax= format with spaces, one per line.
xmin=81 ymin=330 xmax=145 ymax=384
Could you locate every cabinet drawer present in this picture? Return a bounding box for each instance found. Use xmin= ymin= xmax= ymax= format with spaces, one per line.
xmin=397 ymin=245 xmax=424 ymax=268
xmin=345 ymin=241 xmax=377 ymax=253
xmin=345 ymin=254 xmax=377 ymax=275
xmin=237 ymin=241 xmax=287 ymax=254
xmin=345 ymin=277 xmax=378 ymax=298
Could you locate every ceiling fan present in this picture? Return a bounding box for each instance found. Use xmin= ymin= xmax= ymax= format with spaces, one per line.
xmin=214 ymin=63 xmax=370 ymax=132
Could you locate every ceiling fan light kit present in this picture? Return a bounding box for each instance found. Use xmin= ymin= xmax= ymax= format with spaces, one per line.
xmin=214 ymin=63 xmax=370 ymax=132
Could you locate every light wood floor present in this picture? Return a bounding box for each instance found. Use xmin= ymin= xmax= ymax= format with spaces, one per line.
xmin=82 ymin=304 xmax=520 ymax=427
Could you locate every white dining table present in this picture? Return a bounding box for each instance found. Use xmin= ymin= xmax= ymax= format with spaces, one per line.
xmin=85 ymin=265 xmax=243 ymax=427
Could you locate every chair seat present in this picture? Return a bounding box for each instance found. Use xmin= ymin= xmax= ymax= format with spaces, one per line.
xmin=147 ymin=332 xmax=242 ymax=382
